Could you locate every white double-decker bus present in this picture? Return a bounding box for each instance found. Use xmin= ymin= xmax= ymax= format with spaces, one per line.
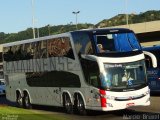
xmin=2 ymin=28 xmax=155 ymax=114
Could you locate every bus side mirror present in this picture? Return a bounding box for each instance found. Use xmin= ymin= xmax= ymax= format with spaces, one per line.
xmin=143 ymin=51 xmax=157 ymax=68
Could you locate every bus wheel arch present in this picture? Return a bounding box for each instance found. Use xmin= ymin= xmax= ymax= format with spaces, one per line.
xmin=23 ymin=90 xmax=32 ymax=109
xmin=74 ymin=92 xmax=86 ymax=115
xmin=62 ymin=92 xmax=73 ymax=114
xmin=16 ymin=90 xmax=23 ymax=108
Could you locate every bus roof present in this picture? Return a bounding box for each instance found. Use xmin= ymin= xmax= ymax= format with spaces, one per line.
xmin=73 ymin=28 xmax=133 ymax=34
xmin=2 ymin=28 xmax=133 ymax=47
xmin=2 ymin=32 xmax=69 ymax=47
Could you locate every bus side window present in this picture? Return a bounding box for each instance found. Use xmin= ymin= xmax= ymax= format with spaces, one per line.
xmin=41 ymin=41 xmax=47 ymax=58
xmin=89 ymin=73 xmax=99 ymax=87
xmin=14 ymin=44 xmax=25 ymax=60
xmin=23 ymin=43 xmax=33 ymax=59
xmin=96 ymin=35 xmax=115 ymax=52
xmin=72 ymin=32 xmax=94 ymax=55
xmin=33 ymin=41 xmax=41 ymax=59
xmin=47 ymin=37 xmax=75 ymax=59
xmin=81 ymin=59 xmax=100 ymax=87
xmin=88 ymin=62 xmax=100 ymax=87
xmin=4 ymin=47 xmax=14 ymax=61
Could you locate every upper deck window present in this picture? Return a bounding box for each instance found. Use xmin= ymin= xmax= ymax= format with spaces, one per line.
xmin=3 ymin=37 xmax=75 ymax=61
xmin=94 ymin=32 xmax=141 ymax=53
xmin=72 ymin=32 xmax=93 ymax=55
xmin=48 ymin=37 xmax=75 ymax=59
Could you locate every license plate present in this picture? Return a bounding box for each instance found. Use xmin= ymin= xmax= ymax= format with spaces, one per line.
xmin=126 ymin=103 xmax=135 ymax=107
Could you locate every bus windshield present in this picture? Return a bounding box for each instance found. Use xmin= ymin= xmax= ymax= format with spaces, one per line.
xmin=94 ymin=32 xmax=141 ymax=53
xmin=101 ymin=60 xmax=146 ymax=91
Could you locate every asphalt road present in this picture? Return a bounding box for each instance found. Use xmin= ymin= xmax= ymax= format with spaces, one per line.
xmin=0 ymin=94 xmax=160 ymax=120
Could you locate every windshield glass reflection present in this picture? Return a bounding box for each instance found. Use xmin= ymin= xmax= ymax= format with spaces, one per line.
xmin=101 ymin=60 xmax=146 ymax=91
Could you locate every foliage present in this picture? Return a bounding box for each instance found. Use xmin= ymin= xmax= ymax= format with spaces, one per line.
xmin=96 ymin=10 xmax=160 ymax=28
xmin=0 ymin=23 xmax=93 ymax=44
xmin=0 ymin=10 xmax=160 ymax=44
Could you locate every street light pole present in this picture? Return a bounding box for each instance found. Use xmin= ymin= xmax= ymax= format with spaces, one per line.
xmin=34 ymin=19 xmax=39 ymax=38
xmin=125 ymin=0 xmax=129 ymax=27
xmin=72 ymin=11 xmax=80 ymax=30
xmin=48 ymin=24 xmax=51 ymax=35
xmin=37 ymin=27 xmax=39 ymax=38
xmin=31 ymin=0 xmax=36 ymax=39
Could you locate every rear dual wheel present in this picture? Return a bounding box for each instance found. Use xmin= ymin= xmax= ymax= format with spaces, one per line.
xmin=63 ymin=94 xmax=73 ymax=114
xmin=75 ymin=94 xmax=86 ymax=115
xmin=24 ymin=93 xmax=32 ymax=109
xmin=16 ymin=93 xmax=23 ymax=108
xmin=16 ymin=92 xmax=32 ymax=109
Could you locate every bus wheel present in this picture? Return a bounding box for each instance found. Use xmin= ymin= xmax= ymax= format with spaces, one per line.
xmin=16 ymin=92 xmax=23 ymax=108
xmin=63 ymin=94 xmax=73 ymax=114
xmin=24 ymin=93 xmax=32 ymax=109
xmin=76 ymin=94 xmax=86 ymax=115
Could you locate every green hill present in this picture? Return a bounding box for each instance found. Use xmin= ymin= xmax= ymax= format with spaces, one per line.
xmin=0 ymin=23 xmax=93 ymax=44
xmin=96 ymin=10 xmax=160 ymax=28
xmin=0 ymin=10 xmax=160 ymax=44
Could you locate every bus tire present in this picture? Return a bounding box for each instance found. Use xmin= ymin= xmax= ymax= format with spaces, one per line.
xmin=16 ymin=92 xmax=23 ymax=108
xmin=75 ymin=94 xmax=86 ymax=115
xmin=24 ymin=92 xmax=32 ymax=109
xmin=63 ymin=93 xmax=73 ymax=114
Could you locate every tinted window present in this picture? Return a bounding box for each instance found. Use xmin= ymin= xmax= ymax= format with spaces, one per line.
xmin=26 ymin=71 xmax=81 ymax=87
xmin=72 ymin=32 xmax=93 ymax=55
xmin=0 ymin=53 xmax=2 ymax=62
xmin=14 ymin=44 xmax=24 ymax=60
xmin=3 ymin=47 xmax=14 ymax=61
xmin=0 ymin=71 xmax=4 ymax=79
xmin=47 ymin=37 xmax=75 ymax=59
xmin=23 ymin=43 xmax=33 ymax=59
xmin=94 ymin=32 xmax=141 ymax=53
xmin=31 ymin=41 xmax=47 ymax=59
xmin=0 ymin=81 xmax=5 ymax=85
xmin=4 ymin=37 xmax=73 ymax=61
xmin=81 ymin=59 xmax=100 ymax=88
xmin=3 ymin=41 xmax=47 ymax=61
